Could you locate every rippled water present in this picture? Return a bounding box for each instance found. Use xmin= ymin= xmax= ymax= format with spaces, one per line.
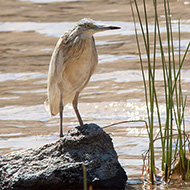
xmin=1 ymin=20 xmax=190 ymax=37
xmin=19 ymin=0 xmax=80 ymax=2
xmin=0 ymin=1 xmax=190 ymax=188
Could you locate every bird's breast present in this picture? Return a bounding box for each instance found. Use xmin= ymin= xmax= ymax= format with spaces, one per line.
xmin=63 ymin=37 xmax=98 ymax=93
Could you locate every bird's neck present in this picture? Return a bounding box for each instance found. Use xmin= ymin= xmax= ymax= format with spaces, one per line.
xmin=80 ymin=32 xmax=93 ymax=39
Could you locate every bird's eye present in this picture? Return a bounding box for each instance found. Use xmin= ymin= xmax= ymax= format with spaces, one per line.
xmin=86 ymin=23 xmax=93 ymax=28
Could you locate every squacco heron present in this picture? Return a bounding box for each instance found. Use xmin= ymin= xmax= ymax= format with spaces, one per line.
xmin=45 ymin=18 xmax=120 ymax=137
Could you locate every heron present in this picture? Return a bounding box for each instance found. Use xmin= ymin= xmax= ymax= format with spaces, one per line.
xmin=45 ymin=18 xmax=120 ymax=137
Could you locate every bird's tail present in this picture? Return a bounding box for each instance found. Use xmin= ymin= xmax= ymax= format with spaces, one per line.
xmin=44 ymin=95 xmax=60 ymax=116
xmin=44 ymin=98 xmax=50 ymax=114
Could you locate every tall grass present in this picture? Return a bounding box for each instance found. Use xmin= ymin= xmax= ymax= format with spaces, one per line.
xmin=130 ymin=0 xmax=190 ymax=184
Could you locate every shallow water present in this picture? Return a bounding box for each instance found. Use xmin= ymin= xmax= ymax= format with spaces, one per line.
xmin=19 ymin=0 xmax=81 ymax=2
xmin=1 ymin=20 xmax=190 ymax=37
xmin=0 ymin=0 xmax=190 ymax=189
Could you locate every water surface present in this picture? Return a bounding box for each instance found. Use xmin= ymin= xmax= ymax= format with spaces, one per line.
xmin=0 ymin=0 xmax=190 ymax=188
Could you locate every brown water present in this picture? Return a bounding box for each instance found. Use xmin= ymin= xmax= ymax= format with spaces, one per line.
xmin=0 ymin=0 xmax=190 ymax=189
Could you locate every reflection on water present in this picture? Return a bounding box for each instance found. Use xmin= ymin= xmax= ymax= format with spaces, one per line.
xmin=19 ymin=0 xmax=81 ymax=2
xmin=0 ymin=72 xmax=47 ymax=82
xmin=91 ymin=70 xmax=190 ymax=83
xmin=127 ymin=180 xmax=143 ymax=185
xmin=0 ymin=21 xmax=130 ymax=37
xmin=12 ymin=89 xmax=46 ymax=94
xmin=0 ymin=133 xmax=23 ymax=137
xmin=40 ymin=48 xmax=53 ymax=52
xmin=1 ymin=20 xmax=190 ymax=37
xmin=0 ymin=105 xmax=49 ymax=121
xmin=99 ymin=54 xmax=139 ymax=63
xmin=0 ymin=69 xmax=190 ymax=83
xmin=0 ymin=96 xmax=20 ymax=100
xmin=0 ymin=102 xmax=148 ymax=122
xmin=1 ymin=70 xmax=190 ymax=84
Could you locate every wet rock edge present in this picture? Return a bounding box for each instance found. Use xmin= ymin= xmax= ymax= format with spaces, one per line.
xmin=0 ymin=123 xmax=127 ymax=190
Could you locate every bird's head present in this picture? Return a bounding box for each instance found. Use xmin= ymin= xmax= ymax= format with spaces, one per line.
xmin=76 ymin=18 xmax=120 ymax=36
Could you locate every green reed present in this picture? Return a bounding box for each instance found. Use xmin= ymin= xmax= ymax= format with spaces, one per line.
xmin=130 ymin=0 xmax=190 ymax=184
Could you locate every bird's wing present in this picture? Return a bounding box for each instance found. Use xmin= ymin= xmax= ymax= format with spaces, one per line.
xmin=48 ymin=32 xmax=81 ymax=82
xmin=49 ymin=36 xmax=68 ymax=79
xmin=46 ymin=34 xmax=73 ymax=116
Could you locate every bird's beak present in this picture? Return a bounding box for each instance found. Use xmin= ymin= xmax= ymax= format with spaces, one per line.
xmin=95 ymin=25 xmax=121 ymax=31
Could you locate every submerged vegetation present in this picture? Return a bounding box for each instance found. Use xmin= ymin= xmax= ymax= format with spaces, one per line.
xmin=130 ymin=0 xmax=190 ymax=185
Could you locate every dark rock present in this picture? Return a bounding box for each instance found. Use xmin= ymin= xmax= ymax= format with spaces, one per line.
xmin=0 ymin=123 xmax=127 ymax=190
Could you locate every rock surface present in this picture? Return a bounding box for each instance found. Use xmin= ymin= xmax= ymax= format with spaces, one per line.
xmin=0 ymin=123 xmax=127 ymax=190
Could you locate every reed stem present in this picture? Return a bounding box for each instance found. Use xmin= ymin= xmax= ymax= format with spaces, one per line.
xmin=130 ymin=0 xmax=189 ymax=183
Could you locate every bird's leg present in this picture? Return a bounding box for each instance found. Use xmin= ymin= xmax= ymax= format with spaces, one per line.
xmin=72 ymin=93 xmax=84 ymax=126
xmin=59 ymin=93 xmax=64 ymax=137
